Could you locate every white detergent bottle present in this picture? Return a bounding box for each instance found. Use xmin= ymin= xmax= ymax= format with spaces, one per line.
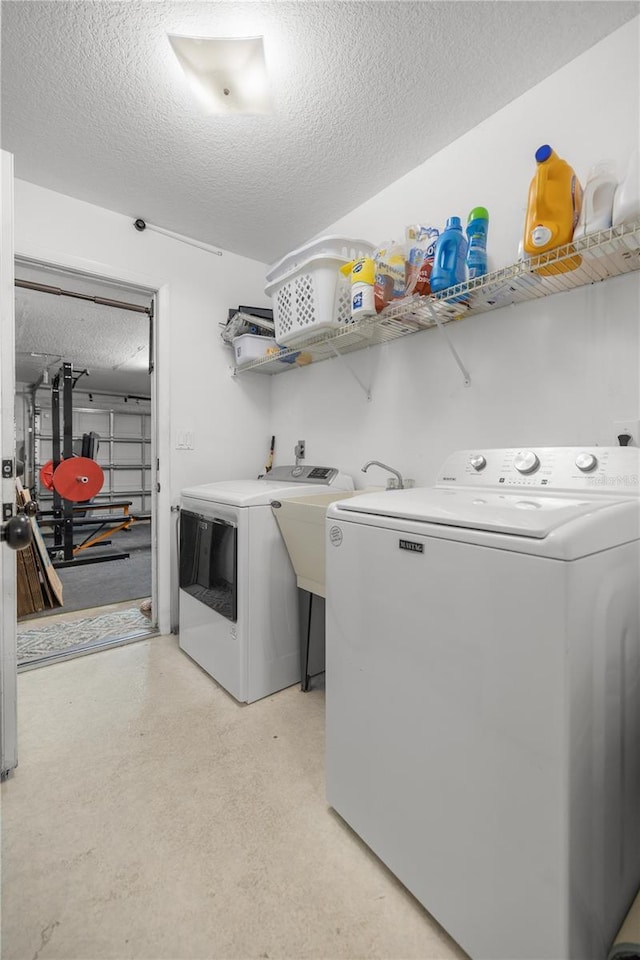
xmin=612 ymin=149 xmax=640 ymax=226
xmin=573 ymin=160 xmax=618 ymax=239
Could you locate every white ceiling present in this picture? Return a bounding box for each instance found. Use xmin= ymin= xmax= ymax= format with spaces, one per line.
xmin=2 ymin=1 xmax=637 ymax=266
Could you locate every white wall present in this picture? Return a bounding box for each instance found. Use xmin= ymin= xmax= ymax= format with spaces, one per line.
xmin=270 ymin=18 xmax=640 ymax=487
xmin=12 ymin=181 xmax=272 ymax=630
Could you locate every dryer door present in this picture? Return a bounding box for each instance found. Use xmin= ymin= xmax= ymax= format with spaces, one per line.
xmin=179 ymin=510 xmax=237 ymax=621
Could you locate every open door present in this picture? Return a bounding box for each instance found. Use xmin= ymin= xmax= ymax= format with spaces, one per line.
xmin=0 ymin=150 xmax=18 ymax=778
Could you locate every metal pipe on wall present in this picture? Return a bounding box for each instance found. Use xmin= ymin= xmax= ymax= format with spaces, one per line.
xmin=14 ymin=279 xmax=151 ymax=315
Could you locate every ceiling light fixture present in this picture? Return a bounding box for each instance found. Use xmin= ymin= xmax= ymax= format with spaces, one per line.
xmin=168 ymin=34 xmax=272 ymax=115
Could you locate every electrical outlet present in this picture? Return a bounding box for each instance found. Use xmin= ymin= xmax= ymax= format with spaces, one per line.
xmin=295 ymin=439 xmax=306 ymax=461
xmin=613 ymin=420 xmax=640 ymax=446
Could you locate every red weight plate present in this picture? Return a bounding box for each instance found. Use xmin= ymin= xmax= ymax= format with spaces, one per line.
xmin=40 ymin=459 xmax=55 ymax=491
xmin=52 ymin=456 xmax=104 ymax=502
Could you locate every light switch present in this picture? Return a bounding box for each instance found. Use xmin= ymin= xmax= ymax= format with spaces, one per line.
xmin=176 ymin=430 xmax=195 ymax=450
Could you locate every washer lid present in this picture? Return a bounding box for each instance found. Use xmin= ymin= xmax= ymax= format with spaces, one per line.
xmin=181 ymin=469 xmax=352 ymax=507
xmin=331 ymin=487 xmax=627 ymax=539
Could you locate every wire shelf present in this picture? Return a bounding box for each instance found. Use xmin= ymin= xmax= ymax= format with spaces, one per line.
xmin=232 ymin=220 xmax=640 ymax=376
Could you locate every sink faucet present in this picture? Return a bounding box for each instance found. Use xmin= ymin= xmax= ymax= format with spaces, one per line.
xmin=361 ymin=460 xmax=405 ymax=490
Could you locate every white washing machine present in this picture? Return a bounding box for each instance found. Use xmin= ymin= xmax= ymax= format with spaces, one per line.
xmin=179 ymin=465 xmax=353 ymax=703
xmin=325 ymin=447 xmax=640 ymax=960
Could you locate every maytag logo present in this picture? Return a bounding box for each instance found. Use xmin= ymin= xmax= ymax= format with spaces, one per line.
xmin=399 ymin=539 xmax=423 ymax=553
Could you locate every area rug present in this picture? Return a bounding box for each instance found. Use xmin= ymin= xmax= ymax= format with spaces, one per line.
xmin=18 ymin=607 xmax=152 ymax=663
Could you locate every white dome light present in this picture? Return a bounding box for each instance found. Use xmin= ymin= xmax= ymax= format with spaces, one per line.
xmin=168 ymin=34 xmax=272 ymax=116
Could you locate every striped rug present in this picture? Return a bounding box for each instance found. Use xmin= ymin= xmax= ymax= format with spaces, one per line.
xmin=18 ymin=607 xmax=152 ymax=664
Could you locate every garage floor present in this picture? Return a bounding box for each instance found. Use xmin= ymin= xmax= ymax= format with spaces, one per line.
xmin=1 ymin=635 xmax=466 ymax=960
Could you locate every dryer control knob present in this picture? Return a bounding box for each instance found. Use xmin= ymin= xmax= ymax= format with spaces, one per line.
xmin=469 ymin=454 xmax=487 ymax=471
xmin=575 ymin=452 xmax=598 ymax=472
xmin=514 ymin=450 xmax=540 ymax=474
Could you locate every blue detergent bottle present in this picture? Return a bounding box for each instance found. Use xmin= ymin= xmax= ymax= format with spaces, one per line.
xmin=430 ymin=217 xmax=468 ymax=294
xmin=466 ymin=206 xmax=489 ymax=279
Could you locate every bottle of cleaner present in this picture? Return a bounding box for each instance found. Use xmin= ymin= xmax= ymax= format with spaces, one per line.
xmin=340 ymin=257 xmax=376 ymax=319
xmin=573 ymin=161 xmax=618 ymax=239
xmin=466 ymin=207 xmax=489 ymax=280
xmin=430 ymin=217 xmax=468 ymax=294
xmin=523 ymin=144 xmax=583 ymax=274
xmin=612 ymin=149 xmax=640 ymax=227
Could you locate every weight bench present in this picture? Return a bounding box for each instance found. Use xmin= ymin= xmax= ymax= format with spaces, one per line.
xmin=39 ymin=501 xmax=150 ymax=561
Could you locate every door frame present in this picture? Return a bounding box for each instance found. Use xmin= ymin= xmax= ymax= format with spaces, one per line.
xmin=1 ymin=152 xmax=18 ymax=776
xmin=12 ymin=248 xmax=172 ymax=638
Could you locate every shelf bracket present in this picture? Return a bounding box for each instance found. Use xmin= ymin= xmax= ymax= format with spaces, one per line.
xmin=328 ymin=344 xmax=372 ymax=401
xmin=424 ymin=301 xmax=471 ymax=387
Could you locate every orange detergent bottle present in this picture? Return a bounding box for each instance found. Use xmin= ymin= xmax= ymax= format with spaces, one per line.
xmin=523 ymin=144 xmax=583 ymax=274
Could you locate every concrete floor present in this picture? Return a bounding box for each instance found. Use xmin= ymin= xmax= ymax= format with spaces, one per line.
xmin=1 ymin=635 xmax=467 ymax=960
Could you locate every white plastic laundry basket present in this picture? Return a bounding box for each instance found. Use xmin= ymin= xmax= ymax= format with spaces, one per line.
xmin=265 ymin=236 xmax=377 ymax=347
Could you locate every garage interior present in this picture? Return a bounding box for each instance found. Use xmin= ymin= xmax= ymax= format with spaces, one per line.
xmin=14 ymin=260 xmax=157 ymax=667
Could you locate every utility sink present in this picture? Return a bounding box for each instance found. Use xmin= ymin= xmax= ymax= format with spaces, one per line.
xmin=272 ymin=489 xmax=379 ymax=598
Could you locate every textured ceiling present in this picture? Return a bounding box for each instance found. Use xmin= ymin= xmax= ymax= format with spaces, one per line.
xmin=1 ymin=1 xmax=638 ymax=264
xmin=15 ymin=263 xmax=153 ymax=396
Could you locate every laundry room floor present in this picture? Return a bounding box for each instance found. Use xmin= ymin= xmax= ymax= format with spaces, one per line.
xmin=1 ymin=635 xmax=467 ymax=960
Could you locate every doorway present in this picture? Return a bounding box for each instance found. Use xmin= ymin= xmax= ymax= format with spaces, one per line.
xmin=14 ymin=259 xmax=158 ymax=668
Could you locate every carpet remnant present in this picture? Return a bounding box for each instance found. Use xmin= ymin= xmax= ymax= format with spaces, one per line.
xmin=18 ymin=607 xmax=152 ymax=663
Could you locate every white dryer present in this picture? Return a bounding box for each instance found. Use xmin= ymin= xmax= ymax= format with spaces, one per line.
xmin=179 ymin=465 xmax=353 ymax=703
xmin=325 ymin=447 xmax=640 ymax=960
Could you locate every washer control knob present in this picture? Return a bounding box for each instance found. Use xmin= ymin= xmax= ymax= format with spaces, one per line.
xmin=513 ymin=450 xmax=540 ymax=474
xmin=469 ymin=454 xmax=487 ymax=471
xmin=575 ymin=452 xmax=598 ymax=472
xmin=291 ymin=465 xmax=304 ymax=477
